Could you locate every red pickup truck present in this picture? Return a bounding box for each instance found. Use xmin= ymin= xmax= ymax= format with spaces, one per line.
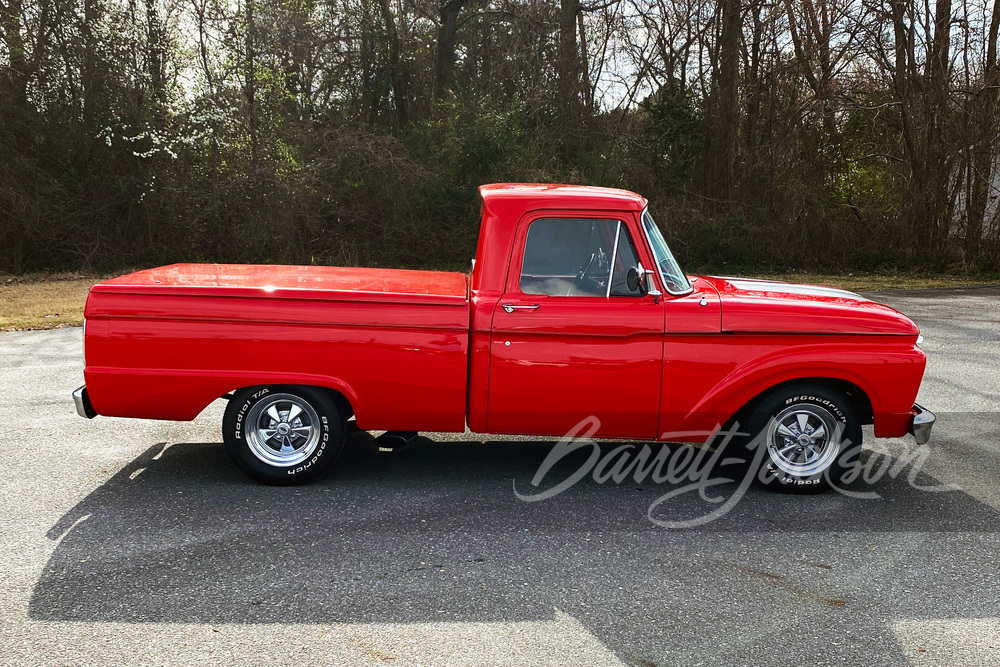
xmin=74 ymin=183 xmax=933 ymax=491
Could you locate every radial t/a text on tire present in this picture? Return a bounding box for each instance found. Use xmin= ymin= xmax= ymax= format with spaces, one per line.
xmin=222 ymin=385 xmax=345 ymax=485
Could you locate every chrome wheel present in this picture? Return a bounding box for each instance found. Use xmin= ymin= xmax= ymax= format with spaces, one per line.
xmin=766 ymin=404 xmax=842 ymax=477
xmin=244 ymin=393 xmax=322 ymax=467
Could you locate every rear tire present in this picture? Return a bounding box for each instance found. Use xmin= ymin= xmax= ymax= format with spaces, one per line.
xmin=743 ymin=384 xmax=862 ymax=494
xmin=222 ymin=385 xmax=345 ymax=485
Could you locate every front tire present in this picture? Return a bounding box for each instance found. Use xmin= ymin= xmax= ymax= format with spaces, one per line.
xmin=743 ymin=384 xmax=862 ymax=494
xmin=222 ymin=385 xmax=345 ymax=485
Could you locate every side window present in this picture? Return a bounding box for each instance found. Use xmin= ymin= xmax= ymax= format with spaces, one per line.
xmin=520 ymin=219 xmax=617 ymax=296
xmin=519 ymin=218 xmax=644 ymax=297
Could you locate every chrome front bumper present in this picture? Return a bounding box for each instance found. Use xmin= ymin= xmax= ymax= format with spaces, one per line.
xmin=910 ymin=403 xmax=935 ymax=445
xmin=73 ymin=385 xmax=96 ymax=419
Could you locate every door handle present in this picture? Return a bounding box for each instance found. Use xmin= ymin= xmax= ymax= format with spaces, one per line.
xmin=502 ymin=304 xmax=541 ymax=313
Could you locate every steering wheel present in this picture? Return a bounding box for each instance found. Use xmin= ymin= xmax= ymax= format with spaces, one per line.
xmin=568 ymin=252 xmax=598 ymax=296
xmin=658 ymin=258 xmax=686 ymax=292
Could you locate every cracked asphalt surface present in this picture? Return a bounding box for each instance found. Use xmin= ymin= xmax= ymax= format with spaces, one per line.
xmin=1 ymin=286 xmax=998 ymax=666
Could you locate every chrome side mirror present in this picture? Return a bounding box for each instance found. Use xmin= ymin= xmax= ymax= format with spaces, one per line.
xmin=635 ymin=262 xmax=661 ymax=303
xmin=635 ymin=263 xmax=649 ymax=288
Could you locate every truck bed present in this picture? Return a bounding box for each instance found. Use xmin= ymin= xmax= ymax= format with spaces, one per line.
xmin=94 ymin=263 xmax=469 ymax=306
xmin=84 ymin=264 xmax=471 ymax=431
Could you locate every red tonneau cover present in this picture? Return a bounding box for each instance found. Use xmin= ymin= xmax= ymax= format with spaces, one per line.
xmin=92 ymin=263 xmax=470 ymax=307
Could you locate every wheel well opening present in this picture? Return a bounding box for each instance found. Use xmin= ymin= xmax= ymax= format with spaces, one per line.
xmin=226 ymin=384 xmax=355 ymax=421
xmin=735 ymin=377 xmax=874 ymax=426
xmin=319 ymin=387 xmax=355 ymax=420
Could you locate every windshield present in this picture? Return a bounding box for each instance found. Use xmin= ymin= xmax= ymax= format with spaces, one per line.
xmin=641 ymin=209 xmax=691 ymax=295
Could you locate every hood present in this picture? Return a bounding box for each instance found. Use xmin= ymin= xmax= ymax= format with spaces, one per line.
xmin=700 ymin=276 xmax=919 ymax=335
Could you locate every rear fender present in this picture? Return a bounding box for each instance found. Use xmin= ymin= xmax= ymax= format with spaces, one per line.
xmin=85 ymin=368 xmax=362 ymax=423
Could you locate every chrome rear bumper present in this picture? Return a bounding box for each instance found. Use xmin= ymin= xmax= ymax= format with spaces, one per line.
xmin=910 ymin=403 xmax=935 ymax=445
xmin=73 ymin=385 xmax=96 ymax=419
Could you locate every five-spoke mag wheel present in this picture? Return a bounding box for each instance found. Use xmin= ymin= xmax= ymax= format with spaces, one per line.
xmin=766 ymin=404 xmax=841 ymax=478
xmin=245 ymin=394 xmax=322 ymax=467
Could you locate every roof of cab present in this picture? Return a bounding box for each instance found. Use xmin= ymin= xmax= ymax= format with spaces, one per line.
xmin=478 ymin=183 xmax=647 ymax=212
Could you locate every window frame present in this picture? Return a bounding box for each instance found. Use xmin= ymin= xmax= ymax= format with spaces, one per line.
xmin=638 ymin=207 xmax=693 ymax=296
xmin=506 ymin=210 xmax=663 ymax=299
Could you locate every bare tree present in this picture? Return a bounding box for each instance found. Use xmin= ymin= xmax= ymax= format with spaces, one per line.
xmin=705 ymin=0 xmax=741 ymax=200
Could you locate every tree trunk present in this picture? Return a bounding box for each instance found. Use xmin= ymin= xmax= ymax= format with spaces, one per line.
xmin=923 ymin=0 xmax=953 ymax=249
xmin=244 ymin=0 xmax=258 ymax=167
xmin=435 ymin=0 xmax=469 ymax=97
xmin=743 ymin=0 xmax=764 ymax=153
xmin=705 ymin=0 xmax=741 ymax=201
xmin=558 ymin=0 xmax=581 ymax=117
xmin=146 ymin=0 xmax=164 ymax=113
xmin=378 ymin=0 xmax=408 ymax=127
xmin=82 ymin=0 xmax=102 ymax=136
xmin=966 ymin=0 xmax=1000 ymax=264
xmin=1 ymin=0 xmax=28 ymax=107
xmin=577 ymin=9 xmax=593 ymax=111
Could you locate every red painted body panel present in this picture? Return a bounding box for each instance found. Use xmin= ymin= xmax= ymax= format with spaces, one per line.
xmin=488 ymin=294 xmax=664 ymax=438
xmin=657 ymin=335 xmax=925 ymax=440
xmin=82 ymin=184 xmax=928 ymax=444
xmin=85 ymin=267 xmax=470 ymax=431
xmin=665 ymin=277 xmax=721 ymax=333
xmin=703 ymin=276 xmax=919 ymax=335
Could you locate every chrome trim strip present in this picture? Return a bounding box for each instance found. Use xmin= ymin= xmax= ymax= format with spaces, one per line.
xmin=911 ymin=403 xmax=935 ymax=445
xmin=721 ymin=278 xmax=868 ymax=301
xmin=606 ymin=221 xmax=621 ymax=298
xmin=73 ymin=385 xmax=96 ymax=419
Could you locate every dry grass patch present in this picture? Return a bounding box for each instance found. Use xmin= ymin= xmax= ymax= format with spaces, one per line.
xmin=0 ymin=274 xmax=104 ymax=331
xmin=744 ymin=273 xmax=998 ymax=292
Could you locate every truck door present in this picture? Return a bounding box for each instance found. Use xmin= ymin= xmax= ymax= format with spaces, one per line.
xmin=487 ymin=212 xmax=665 ymax=439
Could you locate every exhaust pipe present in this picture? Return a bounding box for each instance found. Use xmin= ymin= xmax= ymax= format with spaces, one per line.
xmin=73 ymin=385 xmax=97 ymax=419
xmin=373 ymin=430 xmax=418 ymax=451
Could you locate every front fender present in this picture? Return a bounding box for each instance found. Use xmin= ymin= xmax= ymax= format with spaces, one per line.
xmin=667 ymin=335 xmax=925 ymax=438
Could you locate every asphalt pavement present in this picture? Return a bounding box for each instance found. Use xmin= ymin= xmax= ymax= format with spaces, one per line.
xmin=1 ymin=286 xmax=998 ymax=666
